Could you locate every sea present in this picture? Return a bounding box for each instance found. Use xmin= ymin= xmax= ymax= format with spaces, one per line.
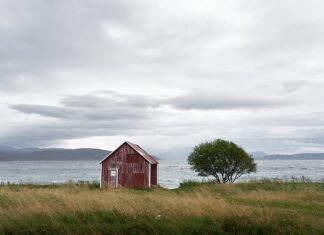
xmin=0 ymin=160 xmax=323 ymax=189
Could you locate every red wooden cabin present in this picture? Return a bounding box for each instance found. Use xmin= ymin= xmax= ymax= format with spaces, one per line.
xmin=100 ymin=141 xmax=158 ymax=188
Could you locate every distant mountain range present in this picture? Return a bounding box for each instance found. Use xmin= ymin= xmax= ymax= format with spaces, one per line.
xmin=0 ymin=147 xmax=323 ymax=161
xmin=249 ymin=151 xmax=268 ymax=158
xmin=0 ymin=147 xmax=111 ymax=161
xmin=250 ymin=151 xmax=324 ymax=160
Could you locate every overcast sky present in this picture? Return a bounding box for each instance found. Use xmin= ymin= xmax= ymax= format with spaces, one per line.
xmin=1 ymin=0 xmax=324 ymax=159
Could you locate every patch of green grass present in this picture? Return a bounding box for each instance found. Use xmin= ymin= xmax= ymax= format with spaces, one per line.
xmin=1 ymin=211 xmax=322 ymax=235
xmin=235 ymin=180 xmax=324 ymax=192
xmin=178 ymin=179 xmax=324 ymax=193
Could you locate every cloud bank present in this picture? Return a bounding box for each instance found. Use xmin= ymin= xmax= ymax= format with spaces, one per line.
xmin=1 ymin=0 xmax=324 ymax=158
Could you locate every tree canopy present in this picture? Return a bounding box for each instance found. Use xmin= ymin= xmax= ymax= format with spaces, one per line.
xmin=188 ymin=139 xmax=256 ymax=183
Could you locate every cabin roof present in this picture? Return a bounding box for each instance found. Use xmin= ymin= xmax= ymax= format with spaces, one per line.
xmin=99 ymin=141 xmax=158 ymax=164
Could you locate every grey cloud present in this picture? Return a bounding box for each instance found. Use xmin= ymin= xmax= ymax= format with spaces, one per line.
xmin=10 ymin=103 xmax=153 ymax=121
xmin=10 ymin=93 xmax=160 ymax=123
xmin=1 ymin=0 xmax=324 ymax=155
xmin=283 ymin=80 xmax=308 ymax=93
xmin=0 ymin=0 xmax=148 ymax=91
xmin=60 ymin=92 xmax=160 ymax=109
xmin=11 ymin=90 xmax=289 ymax=120
xmin=0 ymin=119 xmax=147 ymax=147
xmin=6 ymin=89 xmax=291 ymax=147
xmin=60 ymin=94 xmax=124 ymax=108
xmin=10 ymin=104 xmax=70 ymax=119
xmin=168 ymin=93 xmax=288 ymax=110
xmin=9 ymin=93 xmax=160 ymax=123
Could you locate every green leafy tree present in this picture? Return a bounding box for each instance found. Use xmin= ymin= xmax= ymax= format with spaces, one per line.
xmin=188 ymin=139 xmax=256 ymax=183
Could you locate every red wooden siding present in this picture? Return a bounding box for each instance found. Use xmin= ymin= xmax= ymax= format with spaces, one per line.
xmin=101 ymin=142 xmax=158 ymax=188
xmin=151 ymin=164 xmax=157 ymax=186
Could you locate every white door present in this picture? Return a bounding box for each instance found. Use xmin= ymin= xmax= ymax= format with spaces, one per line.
xmin=109 ymin=169 xmax=118 ymax=188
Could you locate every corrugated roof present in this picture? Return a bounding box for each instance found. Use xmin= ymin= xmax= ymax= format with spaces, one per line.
xmin=99 ymin=141 xmax=158 ymax=164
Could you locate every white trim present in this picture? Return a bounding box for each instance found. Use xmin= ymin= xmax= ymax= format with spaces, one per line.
xmin=148 ymin=164 xmax=151 ymax=188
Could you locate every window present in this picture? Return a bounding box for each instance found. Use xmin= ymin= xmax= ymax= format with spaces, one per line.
xmin=110 ymin=170 xmax=117 ymax=177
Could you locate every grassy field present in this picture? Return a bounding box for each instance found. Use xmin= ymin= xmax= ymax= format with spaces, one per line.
xmin=0 ymin=180 xmax=323 ymax=235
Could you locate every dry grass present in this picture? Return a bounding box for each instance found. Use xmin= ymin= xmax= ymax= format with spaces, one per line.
xmin=0 ymin=182 xmax=323 ymax=234
xmin=0 ymin=187 xmax=232 ymax=218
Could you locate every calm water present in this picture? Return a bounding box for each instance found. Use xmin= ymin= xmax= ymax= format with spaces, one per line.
xmin=0 ymin=160 xmax=323 ymax=188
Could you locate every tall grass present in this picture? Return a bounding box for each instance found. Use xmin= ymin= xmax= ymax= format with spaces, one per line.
xmin=0 ymin=181 xmax=323 ymax=234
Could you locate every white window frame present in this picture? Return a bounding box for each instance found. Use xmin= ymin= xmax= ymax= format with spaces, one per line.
xmin=109 ymin=168 xmax=118 ymax=188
